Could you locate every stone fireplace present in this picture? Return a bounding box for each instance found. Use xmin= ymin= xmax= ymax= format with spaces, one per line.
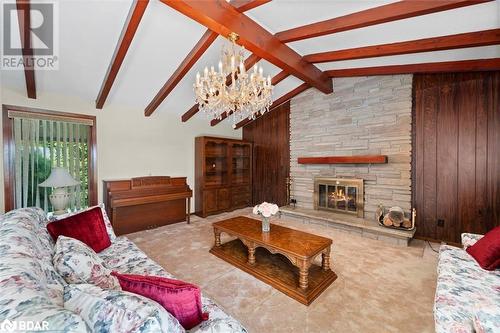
xmin=289 ymin=75 xmax=413 ymax=219
xmin=314 ymin=177 xmax=364 ymax=218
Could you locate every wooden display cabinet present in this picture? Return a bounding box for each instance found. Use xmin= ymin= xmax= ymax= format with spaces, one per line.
xmin=195 ymin=136 xmax=253 ymax=217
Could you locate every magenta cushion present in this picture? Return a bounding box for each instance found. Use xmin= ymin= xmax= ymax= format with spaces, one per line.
xmin=112 ymin=272 xmax=208 ymax=329
xmin=46 ymin=207 xmax=111 ymax=253
xmin=466 ymin=226 xmax=500 ymax=271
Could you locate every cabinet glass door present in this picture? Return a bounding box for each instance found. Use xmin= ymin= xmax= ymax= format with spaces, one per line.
xmin=205 ymin=141 xmax=228 ymax=186
xmin=231 ymin=143 xmax=251 ymax=185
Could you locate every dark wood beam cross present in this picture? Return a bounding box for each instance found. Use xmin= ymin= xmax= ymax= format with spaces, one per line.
xmin=160 ymin=0 xmax=333 ymax=94
xmin=145 ymin=0 xmax=270 ymax=117
xmin=276 ymin=0 xmax=493 ymax=43
xmin=304 ymin=29 xmax=500 ymax=63
xmin=95 ymin=0 xmax=149 ymax=109
xmin=16 ymin=0 xmax=36 ymax=99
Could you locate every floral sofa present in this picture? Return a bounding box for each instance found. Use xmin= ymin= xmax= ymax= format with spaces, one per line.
xmin=0 ymin=207 xmax=247 ymax=333
xmin=434 ymin=233 xmax=500 ymax=333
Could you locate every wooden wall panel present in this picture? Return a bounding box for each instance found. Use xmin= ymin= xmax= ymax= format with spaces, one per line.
xmin=436 ymin=78 xmax=458 ymax=242
xmin=475 ymin=79 xmax=488 ymax=232
xmin=413 ymin=72 xmax=500 ymax=243
xmin=242 ymin=102 xmax=290 ymax=206
xmin=421 ymin=80 xmax=438 ymax=240
xmin=486 ymin=73 xmax=500 ymax=232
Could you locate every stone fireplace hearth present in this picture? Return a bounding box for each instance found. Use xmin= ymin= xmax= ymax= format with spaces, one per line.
xmin=314 ymin=177 xmax=364 ymax=218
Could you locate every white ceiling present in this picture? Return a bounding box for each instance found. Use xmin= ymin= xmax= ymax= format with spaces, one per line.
xmin=1 ymin=0 xmax=499 ymax=119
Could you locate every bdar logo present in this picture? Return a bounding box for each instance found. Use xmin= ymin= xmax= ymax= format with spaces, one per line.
xmin=0 ymin=319 xmax=16 ymax=332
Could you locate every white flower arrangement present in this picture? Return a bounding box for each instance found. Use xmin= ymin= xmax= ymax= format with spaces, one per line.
xmin=252 ymin=202 xmax=279 ymax=218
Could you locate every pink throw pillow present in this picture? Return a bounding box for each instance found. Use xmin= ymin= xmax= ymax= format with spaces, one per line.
xmin=111 ymin=272 xmax=208 ymax=329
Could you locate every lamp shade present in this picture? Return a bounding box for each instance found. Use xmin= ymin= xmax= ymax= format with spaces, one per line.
xmin=39 ymin=167 xmax=80 ymax=188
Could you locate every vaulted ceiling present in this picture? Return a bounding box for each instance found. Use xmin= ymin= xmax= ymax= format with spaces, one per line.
xmin=3 ymin=0 xmax=499 ymax=128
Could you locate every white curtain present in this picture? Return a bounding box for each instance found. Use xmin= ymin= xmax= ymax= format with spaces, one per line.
xmin=12 ymin=117 xmax=90 ymax=212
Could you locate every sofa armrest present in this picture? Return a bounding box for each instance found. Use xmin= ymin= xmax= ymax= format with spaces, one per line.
xmin=461 ymin=233 xmax=483 ymax=249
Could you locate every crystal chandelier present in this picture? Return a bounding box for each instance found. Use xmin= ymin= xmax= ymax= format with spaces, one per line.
xmin=194 ymin=32 xmax=273 ymax=126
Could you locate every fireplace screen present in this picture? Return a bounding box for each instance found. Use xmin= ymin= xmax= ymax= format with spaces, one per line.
xmin=314 ymin=177 xmax=364 ymax=217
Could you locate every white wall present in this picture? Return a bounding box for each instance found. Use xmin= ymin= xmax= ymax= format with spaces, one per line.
xmin=0 ymin=87 xmax=241 ymax=213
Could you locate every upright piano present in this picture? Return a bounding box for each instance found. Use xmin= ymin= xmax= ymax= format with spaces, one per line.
xmin=103 ymin=176 xmax=192 ymax=235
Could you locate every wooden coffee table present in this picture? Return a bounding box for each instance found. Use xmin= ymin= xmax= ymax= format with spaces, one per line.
xmin=209 ymin=216 xmax=337 ymax=305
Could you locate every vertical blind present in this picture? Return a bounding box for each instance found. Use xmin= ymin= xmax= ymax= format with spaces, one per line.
xmin=11 ymin=116 xmax=91 ymax=212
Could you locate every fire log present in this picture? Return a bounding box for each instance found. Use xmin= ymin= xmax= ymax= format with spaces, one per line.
xmin=402 ymin=219 xmax=412 ymax=229
xmin=383 ymin=216 xmax=393 ymax=226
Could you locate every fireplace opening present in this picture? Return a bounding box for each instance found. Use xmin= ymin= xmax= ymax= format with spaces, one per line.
xmin=314 ymin=177 xmax=364 ymax=218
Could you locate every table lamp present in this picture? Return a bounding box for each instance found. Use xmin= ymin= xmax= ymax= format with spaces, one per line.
xmin=39 ymin=167 xmax=80 ymax=215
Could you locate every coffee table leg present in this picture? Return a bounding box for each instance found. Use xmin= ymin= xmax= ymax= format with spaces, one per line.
xmin=248 ymin=245 xmax=256 ymax=265
xmin=322 ymin=247 xmax=331 ymax=271
xmin=214 ymin=228 xmax=221 ymax=247
xmin=299 ymin=260 xmax=311 ymax=290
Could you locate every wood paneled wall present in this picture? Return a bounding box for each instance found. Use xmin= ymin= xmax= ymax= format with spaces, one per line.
xmin=413 ymin=72 xmax=500 ymax=243
xmin=243 ymin=102 xmax=290 ymax=206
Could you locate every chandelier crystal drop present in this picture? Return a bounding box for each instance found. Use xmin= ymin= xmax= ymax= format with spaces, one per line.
xmin=194 ymin=32 xmax=273 ymax=127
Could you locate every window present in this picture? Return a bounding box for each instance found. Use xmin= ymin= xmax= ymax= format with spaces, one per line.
xmin=3 ymin=105 xmax=97 ymax=212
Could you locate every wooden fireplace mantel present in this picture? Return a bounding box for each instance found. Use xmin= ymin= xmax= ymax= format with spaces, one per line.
xmin=297 ymin=155 xmax=388 ymax=164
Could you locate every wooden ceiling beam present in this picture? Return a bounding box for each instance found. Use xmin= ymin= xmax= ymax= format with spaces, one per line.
xmin=271 ymin=70 xmax=290 ymax=85
xmin=16 ymin=0 xmax=36 ymax=99
xmin=276 ymin=0 xmax=493 ymax=43
xmin=160 ymin=0 xmax=332 ymax=94
xmin=304 ymin=29 xmax=500 ymax=63
xmin=229 ymin=0 xmax=272 ymax=12
xmin=325 ymin=59 xmax=500 ymax=77
xmin=145 ymin=30 xmax=217 ymax=116
xmin=234 ymin=83 xmax=310 ymax=129
xmin=181 ymin=104 xmax=200 ymax=122
xmin=96 ymin=0 xmax=149 ymax=109
xmin=147 ymin=0 xmax=270 ymax=117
